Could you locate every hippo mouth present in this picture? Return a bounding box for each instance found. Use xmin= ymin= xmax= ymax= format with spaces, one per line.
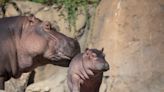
xmin=49 ymin=51 xmax=72 ymax=61
xmin=57 ymin=51 xmax=71 ymax=60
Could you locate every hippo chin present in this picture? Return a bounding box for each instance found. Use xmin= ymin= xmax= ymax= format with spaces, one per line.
xmin=0 ymin=15 xmax=80 ymax=89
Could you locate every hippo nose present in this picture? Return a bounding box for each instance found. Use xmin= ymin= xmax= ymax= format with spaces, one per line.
xmin=103 ymin=63 xmax=109 ymax=71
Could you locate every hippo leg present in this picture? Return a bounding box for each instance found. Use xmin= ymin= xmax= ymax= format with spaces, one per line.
xmin=0 ymin=77 xmax=4 ymax=90
xmin=71 ymin=75 xmax=81 ymax=92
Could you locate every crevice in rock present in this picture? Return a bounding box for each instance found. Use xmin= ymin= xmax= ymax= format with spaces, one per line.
xmin=9 ymin=2 xmax=22 ymax=15
xmin=27 ymin=71 xmax=35 ymax=86
xmin=0 ymin=4 xmax=6 ymax=17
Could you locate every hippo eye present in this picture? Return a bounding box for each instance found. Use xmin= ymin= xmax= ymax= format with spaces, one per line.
xmin=92 ymin=53 xmax=96 ymax=58
xmin=45 ymin=24 xmax=51 ymax=30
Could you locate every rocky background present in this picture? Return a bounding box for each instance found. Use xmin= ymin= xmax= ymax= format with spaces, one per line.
xmin=0 ymin=0 xmax=164 ymax=92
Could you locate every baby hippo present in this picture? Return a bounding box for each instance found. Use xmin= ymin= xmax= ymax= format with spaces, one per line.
xmin=67 ymin=48 xmax=109 ymax=92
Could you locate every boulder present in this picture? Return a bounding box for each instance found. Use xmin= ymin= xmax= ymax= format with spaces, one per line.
xmin=26 ymin=66 xmax=69 ymax=92
xmin=14 ymin=1 xmax=44 ymax=15
xmin=5 ymin=3 xmax=20 ymax=17
xmin=88 ymin=0 xmax=164 ymax=92
xmin=5 ymin=73 xmax=31 ymax=92
xmin=35 ymin=6 xmax=86 ymax=37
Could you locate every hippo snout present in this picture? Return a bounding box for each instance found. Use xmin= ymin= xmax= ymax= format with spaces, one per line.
xmin=102 ymin=63 xmax=110 ymax=71
xmin=56 ymin=38 xmax=81 ymax=60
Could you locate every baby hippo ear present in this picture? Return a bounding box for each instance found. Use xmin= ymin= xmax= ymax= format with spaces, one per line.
xmin=84 ymin=48 xmax=93 ymax=59
xmin=85 ymin=48 xmax=89 ymax=51
xmin=101 ymin=48 xmax=104 ymax=52
xmin=83 ymin=48 xmax=91 ymax=59
xmin=42 ymin=21 xmax=51 ymax=32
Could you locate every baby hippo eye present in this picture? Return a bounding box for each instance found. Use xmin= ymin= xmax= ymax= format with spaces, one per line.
xmin=92 ymin=53 xmax=97 ymax=58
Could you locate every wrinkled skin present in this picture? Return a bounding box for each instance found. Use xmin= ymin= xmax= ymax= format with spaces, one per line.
xmin=67 ymin=48 xmax=109 ymax=92
xmin=0 ymin=15 xmax=80 ymax=89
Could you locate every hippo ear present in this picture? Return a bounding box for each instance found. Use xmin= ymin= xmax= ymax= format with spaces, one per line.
xmin=84 ymin=49 xmax=94 ymax=60
xmin=86 ymin=49 xmax=90 ymax=55
xmin=101 ymin=48 xmax=104 ymax=52
xmin=85 ymin=48 xmax=89 ymax=51
xmin=42 ymin=21 xmax=51 ymax=32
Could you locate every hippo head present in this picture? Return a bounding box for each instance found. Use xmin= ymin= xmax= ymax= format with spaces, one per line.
xmin=21 ymin=15 xmax=80 ymax=66
xmin=41 ymin=22 xmax=81 ymax=61
xmin=82 ymin=48 xmax=109 ymax=72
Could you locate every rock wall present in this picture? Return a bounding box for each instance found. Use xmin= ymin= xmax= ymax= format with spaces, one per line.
xmin=88 ymin=0 xmax=164 ymax=92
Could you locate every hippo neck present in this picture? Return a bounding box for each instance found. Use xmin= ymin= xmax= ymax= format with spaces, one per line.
xmin=1 ymin=16 xmax=28 ymax=78
xmin=11 ymin=16 xmax=26 ymax=38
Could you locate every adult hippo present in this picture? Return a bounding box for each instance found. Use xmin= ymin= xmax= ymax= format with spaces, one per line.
xmin=0 ymin=15 xmax=80 ymax=89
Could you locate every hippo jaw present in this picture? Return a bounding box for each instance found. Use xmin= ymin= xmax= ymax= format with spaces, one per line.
xmin=56 ymin=51 xmax=71 ymax=60
xmin=94 ymin=61 xmax=110 ymax=72
xmin=53 ymin=42 xmax=81 ymax=61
